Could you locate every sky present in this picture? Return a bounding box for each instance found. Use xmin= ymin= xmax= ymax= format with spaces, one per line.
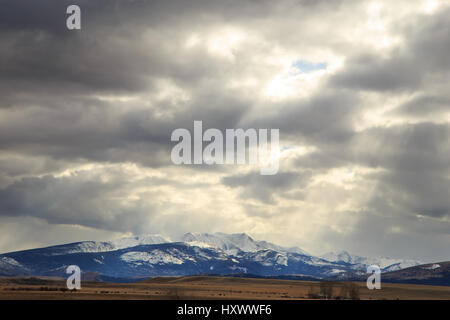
xmin=0 ymin=0 xmax=449 ymax=262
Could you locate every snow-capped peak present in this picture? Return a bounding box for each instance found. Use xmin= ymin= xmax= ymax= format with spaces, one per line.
xmin=320 ymin=250 xmax=423 ymax=271
xmin=109 ymin=234 xmax=170 ymax=250
xmin=178 ymin=232 xmax=259 ymax=255
xmin=57 ymin=234 xmax=171 ymax=255
xmin=56 ymin=232 xmax=309 ymax=258
xmin=48 ymin=232 xmax=420 ymax=274
xmin=0 ymin=232 xmax=429 ymax=279
xmin=177 ymin=232 xmax=309 ymax=256
xmin=321 ymin=251 xmax=356 ymax=264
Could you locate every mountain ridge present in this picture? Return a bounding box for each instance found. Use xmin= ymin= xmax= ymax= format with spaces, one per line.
xmin=0 ymin=232 xmax=425 ymax=281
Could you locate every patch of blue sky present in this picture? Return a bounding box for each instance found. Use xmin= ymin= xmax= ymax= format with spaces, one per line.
xmin=291 ymin=60 xmax=327 ymax=74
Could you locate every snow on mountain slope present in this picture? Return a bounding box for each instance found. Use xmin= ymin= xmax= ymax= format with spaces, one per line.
xmin=7 ymin=232 xmax=418 ymax=273
xmin=321 ymin=251 xmax=360 ymax=264
xmin=0 ymin=233 xmax=428 ymax=278
xmin=64 ymin=241 xmax=115 ymax=254
xmin=0 ymin=257 xmax=30 ymax=275
xmin=255 ymin=240 xmax=309 ymax=256
xmin=179 ymin=232 xmax=259 ymax=255
xmin=250 ymin=250 xmax=288 ymax=267
xmin=0 ymin=233 xmax=425 ymax=279
xmin=48 ymin=235 xmax=170 ymax=256
xmin=109 ymin=235 xmax=169 ymax=250
xmin=121 ymin=250 xmax=188 ymax=265
xmin=178 ymin=232 xmax=309 ymax=256
xmin=320 ymin=250 xmax=422 ymax=272
xmin=375 ymin=259 xmax=423 ymax=272
xmin=42 ymin=232 xmax=309 ymax=257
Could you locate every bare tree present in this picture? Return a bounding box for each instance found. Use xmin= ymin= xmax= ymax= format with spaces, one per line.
xmin=319 ymin=281 xmax=335 ymax=299
xmin=336 ymin=282 xmax=360 ymax=300
xmin=167 ymin=288 xmax=181 ymax=300
xmin=307 ymin=285 xmax=320 ymax=299
xmin=348 ymin=283 xmax=360 ymax=300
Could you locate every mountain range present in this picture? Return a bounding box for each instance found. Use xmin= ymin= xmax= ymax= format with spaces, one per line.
xmin=0 ymin=232 xmax=425 ymax=282
xmin=320 ymin=250 xmax=421 ymax=272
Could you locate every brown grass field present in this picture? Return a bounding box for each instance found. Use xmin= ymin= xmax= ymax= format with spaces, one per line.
xmin=0 ymin=276 xmax=449 ymax=300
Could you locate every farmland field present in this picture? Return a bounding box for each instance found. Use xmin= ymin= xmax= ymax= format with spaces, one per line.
xmin=1 ymin=276 xmax=449 ymax=300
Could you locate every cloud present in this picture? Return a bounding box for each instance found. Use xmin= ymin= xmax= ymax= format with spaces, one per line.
xmin=330 ymin=6 xmax=450 ymax=92
xmin=0 ymin=168 xmax=157 ymax=233
xmin=392 ymin=95 xmax=450 ymax=117
xmin=222 ymin=171 xmax=312 ymax=204
xmin=0 ymin=0 xmax=449 ymax=261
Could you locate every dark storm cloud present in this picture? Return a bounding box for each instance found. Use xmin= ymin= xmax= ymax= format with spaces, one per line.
xmin=246 ymin=91 xmax=359 ymax=144
xmin=260 ymin=5 xmax=450 ymax=225
xmin=392 ymin=95 xmax=450 ymax=117
xmin=0 ymin=90 xmax=249 ymax=168
xmin=0 ymin=0 xmax=71 ymax=32
xmin=320 ymin=208 xmax=450 ymax=261
xmin=350 ymin=123 xmax=450 ymax=173
xmin=371 ymin=170 xmax=450 ymax=218
xmin=0 ymin=21 xmax=188 ymax=96
xmin=294 ymin=149 xmax=349 ymax=170
xmin=0 ymin=0 xmax=363 ymax=101
xmin=0 ymin=154 xmax=74 ymax=188
xmin=0 ymin=0 xmax=449 ymax=260
xmin=0 ymin=1 xmax=214 ymax=99
xmin=0 ymin=170 xmax=162 ymax=233
xmin=362 ymin=123 xmax=450 ymax=219
xmin=331 ymin=122 xmax=450 ymax=219
xmin=0 ymin=0 xmax=302 ymax=98
xmin=288 ymin=119 xmax=450 ymax=220
xmin=0 ymin=0 xmax=259 ymax=168
xmin=330 ymin=53 xmax=423 ymax=91
xmin=330 ymin=7 xmax=450 ymax=92
xmin=222 ymin=171 xmax=312 ymax=203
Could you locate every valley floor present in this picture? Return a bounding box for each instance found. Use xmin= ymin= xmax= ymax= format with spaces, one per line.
xmin=1 ymin=276 xmax=450 ymax=300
